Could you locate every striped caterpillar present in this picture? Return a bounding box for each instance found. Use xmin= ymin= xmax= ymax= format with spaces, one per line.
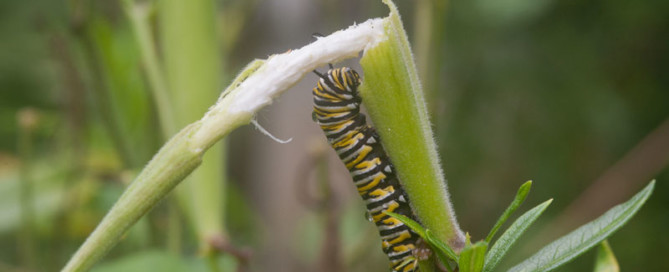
xmin=312 ymin=66 xmax=421 ymax=272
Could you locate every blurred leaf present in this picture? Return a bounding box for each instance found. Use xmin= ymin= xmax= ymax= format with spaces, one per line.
xmin=459 ymin=241 xmax=488 ymax=272
xmin=341 ymin=202 xmax=387 ymax=271
xmin=91 ymin=250 xmax=187 ymax=272
xmin=508 ymin=180 xmax=655 ymax=272
xmin=484 ymin=199 xmax=552 ymax=272
xmin=0 ymin=158 xmax=67 ymax=233
xmin=474 ymin=0 xmax=553 ymax=26
xmin=87 ymin=16 xmax=156 ymax=166
xmin=593 ymin=240 xmax=619 ymax=272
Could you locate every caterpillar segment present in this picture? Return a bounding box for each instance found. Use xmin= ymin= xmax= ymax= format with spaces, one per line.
xmin=312 ymin=67 xmax=421 ymax=272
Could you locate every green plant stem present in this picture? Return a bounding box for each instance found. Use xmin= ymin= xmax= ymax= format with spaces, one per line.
xmin=121 ymin=0 xmax=183 ymax=253
xmin=121 ymin=0 xmax=177 ymax=137
xmin=62 ymin=124 xmax=205 ymax=272
xmin=62 ymin=14 xmax=390 ymax=271
xmin=159 ymin=0 xmax=227 ymax=254
xmin=359 ymin=0 xmax=465 ymax=253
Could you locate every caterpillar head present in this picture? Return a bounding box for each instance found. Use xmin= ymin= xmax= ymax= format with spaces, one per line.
xmin=340 ymin=67 xmax=361 ymax=90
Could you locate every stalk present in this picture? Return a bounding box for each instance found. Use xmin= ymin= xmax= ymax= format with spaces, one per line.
xmin=62 ymin=12 xmax=390 ymax=272
xmin=121 ymin=0 xmax=184 ymax=253
xmin=62 ymin=123 xmax=205 ymax=272
xmin=359 ymin=0 xmax=465 ymax=254
xmin=159 ymin=0 xmax=227 ymax=254
xmin=121 ymin=0 xmax=177 ymax=137
xmin=17 ymin=109 xmax=38 ymax=269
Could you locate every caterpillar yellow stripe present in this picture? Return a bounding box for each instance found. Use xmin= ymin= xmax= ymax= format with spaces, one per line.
xmin=312 ymin=67 xmax=421 ymax=272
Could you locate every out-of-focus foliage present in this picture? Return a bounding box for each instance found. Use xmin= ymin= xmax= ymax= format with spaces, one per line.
xmin=433 ymin=0 xmax=669 ymax=270
xmin=0 ymin=0 xmax=667 ymax=271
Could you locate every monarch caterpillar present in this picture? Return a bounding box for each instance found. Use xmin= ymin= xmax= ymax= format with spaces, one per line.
xmin=312 ymin=66 xmax=421 ymax=272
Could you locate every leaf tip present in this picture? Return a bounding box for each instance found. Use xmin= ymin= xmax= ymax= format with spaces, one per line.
xmin=518 ymin=180 xmax=533 ymax=196
xmin=541 ymin=198 xmax=554 ymax=208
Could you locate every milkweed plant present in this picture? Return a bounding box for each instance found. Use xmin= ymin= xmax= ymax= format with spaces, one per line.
xmin=62 ymin=0 xmax=655 ymax=271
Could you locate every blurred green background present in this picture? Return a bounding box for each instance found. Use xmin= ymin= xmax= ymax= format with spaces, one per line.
xmin=0 ymin=0 xmax=667 ymax=271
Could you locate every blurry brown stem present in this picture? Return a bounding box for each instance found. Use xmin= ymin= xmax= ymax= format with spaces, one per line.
xmin=533 ymin=117 xmax=669 ymax=242
xmin=17 ymin=108 xmax=39 ymax=270
xmin=208 ymin=236 xmax=252 ymax=272
xmin=295 ymin=148 xmax=343 ymax=272
xmin=0 ymin=261 xmax=31 ymax=272
xmin=48 ymin=32 xmax=87 ymax=163
xmin=316 ymin=156 xmax=343 ymax=272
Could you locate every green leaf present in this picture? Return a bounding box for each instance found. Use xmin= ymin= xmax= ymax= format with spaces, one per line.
xmin=384 ymin=211 xmax=427 ymax=237
xmin=426 ymin=229 xmax=459 ymax=263
xmin=484 ymin=199 xmax=552 ymax=272
xmin=485 ymin=180 xmax=532 ymax=244
xmin=508 ymin=180 xmax=655 ymax=272
xmin=384 ymin=211 xmax=459 ymax=266
xmin=593 ymin=240 xmax=619 ymax=272
xmin=459 ymin=241 xmax=488 ymax=272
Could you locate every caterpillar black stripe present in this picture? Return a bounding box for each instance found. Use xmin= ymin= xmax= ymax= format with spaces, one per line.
xmin=312 ymin=67 xmax=421 ymax=272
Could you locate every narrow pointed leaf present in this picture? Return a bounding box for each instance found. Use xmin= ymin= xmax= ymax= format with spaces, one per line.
xmin=459 ymin=241 xmax=488 ymax=272
xmin=593 ymin=240 xmax=619 ymax=272
xmin=384 ymin=211 xmax=427 ymax=237
xmin=485 ymin=181 xmax=532 ymax=244
xmin=508 ymin=180 xmax=655 ymax=272
xmin=385 ymin=211 xmax=459 ymax=265
xmin=426 ymin=229 xmax=459 ymax=263
xmin=484 ymin=199 xmax=552 ymax=272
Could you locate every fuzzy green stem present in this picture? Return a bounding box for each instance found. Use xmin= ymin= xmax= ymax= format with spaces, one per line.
xmin=62 ymin=124 xmax=204 ymax=272
xmin=359 ymin=0 xmax=465 ymax=252
xmin=63 ymin=16 xmax=387 ymax=271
